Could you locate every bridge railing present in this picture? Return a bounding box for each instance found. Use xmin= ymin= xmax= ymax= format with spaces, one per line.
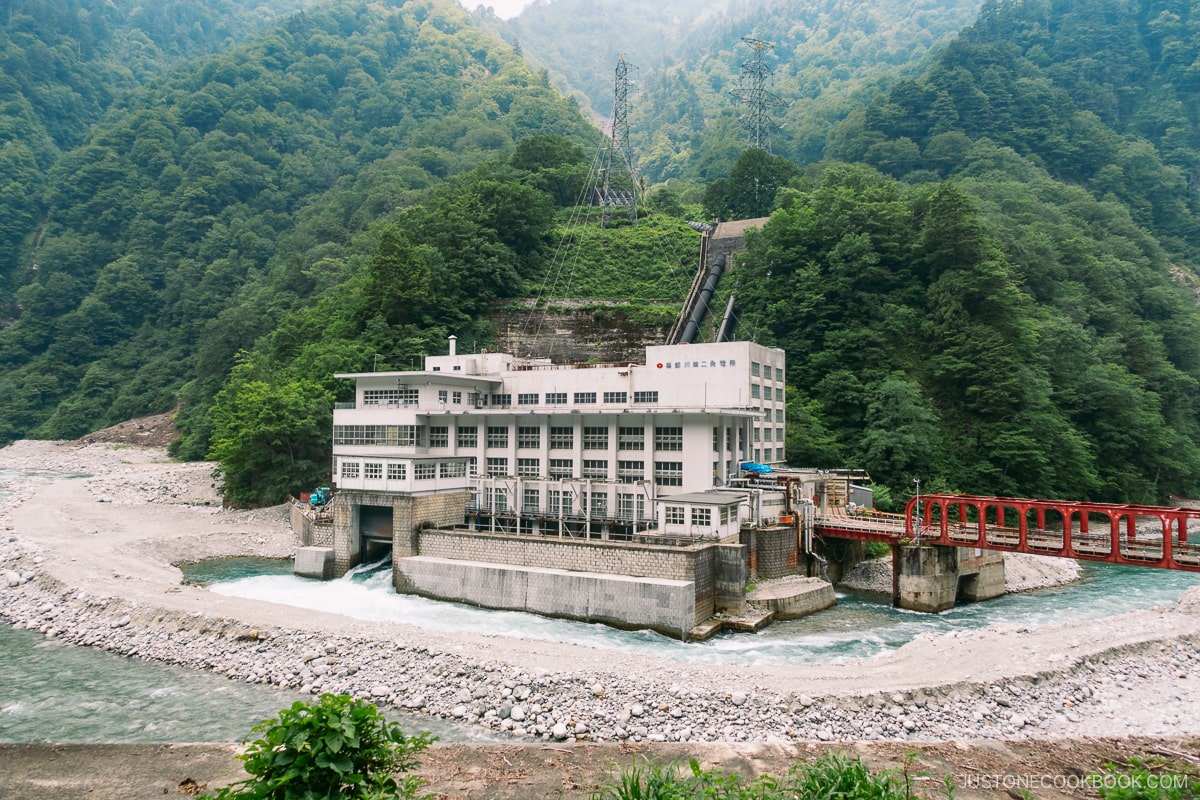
xmin=900 ymin=494 xmax=1200 ymax=572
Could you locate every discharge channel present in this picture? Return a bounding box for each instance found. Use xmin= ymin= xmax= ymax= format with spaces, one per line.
xmin=207 ymin=556 xmax=1200 ymax=665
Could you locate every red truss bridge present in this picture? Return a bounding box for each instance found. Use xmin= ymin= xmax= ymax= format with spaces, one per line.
xmin=814 ymin=494 xmax=1200 ymax=573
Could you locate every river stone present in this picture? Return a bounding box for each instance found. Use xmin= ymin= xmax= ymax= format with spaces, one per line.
xmin=510 ymin=705 xmax=526 ymax=722
xmin=552 ymin=722 xmax=569 ymax=740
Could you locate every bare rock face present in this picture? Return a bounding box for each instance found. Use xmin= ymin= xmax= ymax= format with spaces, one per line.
xmin=74 ymin=411 xmax=180 ymax=448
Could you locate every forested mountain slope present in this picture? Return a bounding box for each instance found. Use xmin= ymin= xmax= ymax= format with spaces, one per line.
xmin=5 ymin=0 xmax=1200 ymax=510
xmin=0 ymin=0 xmax=322 ymax=286
xmin=0 ymin=0 xmax=595 ymax=459
xmin=488 ymin=0 xmax=982 ymax=182
xmin=729 ymin=0 xmax=1200 ymax=504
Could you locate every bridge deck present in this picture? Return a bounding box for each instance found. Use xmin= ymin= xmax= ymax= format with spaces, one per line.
xmin=814 ymin=495 xmax=1200 ymax=573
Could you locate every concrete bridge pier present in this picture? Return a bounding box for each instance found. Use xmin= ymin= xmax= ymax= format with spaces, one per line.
xmin=891 ymin=544 xmax=1005 ymax=612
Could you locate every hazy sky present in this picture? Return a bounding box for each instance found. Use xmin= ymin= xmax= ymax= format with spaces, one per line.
xmin=458 ymin=0 xmax=535 ymax=19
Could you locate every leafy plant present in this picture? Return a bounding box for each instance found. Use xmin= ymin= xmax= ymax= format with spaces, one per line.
xmin=593 ymin=751 xmax=922 ymax=800
xmin=205 ymin=693 xmax=435 ymax=800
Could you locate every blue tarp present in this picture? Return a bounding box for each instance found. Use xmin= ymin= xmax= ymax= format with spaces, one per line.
xmin=740 ymin=462 xmax=773 ymax=474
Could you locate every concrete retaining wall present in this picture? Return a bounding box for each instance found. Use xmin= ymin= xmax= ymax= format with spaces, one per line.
xmin=395 ymin=556 xmax=697 ymax=639
xmin=750 ymin=578 xmax=835 ymax=620
xmin=415 ymin=530 xmax=704 ymax=581
xmin=754 ymin=526 xmax=799 ymax=580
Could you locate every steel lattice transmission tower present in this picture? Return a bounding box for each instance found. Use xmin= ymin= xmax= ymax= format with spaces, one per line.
xmin=600 ymin=54 xmax=640 ymax=226
xmin=735 ymin=37 xmax=781 ymax=151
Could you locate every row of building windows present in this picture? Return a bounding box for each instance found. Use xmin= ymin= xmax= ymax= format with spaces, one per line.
xmin=479 ymin=488 xmax=651 ymax=519
xmin=750 ymin=384 xmax=786 ymax=401
xmin=662 ymin=505 xmax=733 ymax=526
xmin=408 ymin=390 xmax=664 ymax=408
xmin=334 ymin=425 xmax=424 ymax=446
xmin=340 ymin=424 xmax=690 ymax=452
xmin=338 ymin=424 xmax=780 ymax=458
xmin=750 ymin=362 xmax=785 ymax=381
xmin=363 ymin=388 xmax=419 ymax=406
xmin=479 ymin=458 xmax=683 ymax=485
xmin=339 ymin=460 xmax=466 ymax=480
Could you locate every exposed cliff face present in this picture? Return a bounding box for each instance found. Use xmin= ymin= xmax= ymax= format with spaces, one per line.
xmin=487 ymin=300 xmax=676 ymax=363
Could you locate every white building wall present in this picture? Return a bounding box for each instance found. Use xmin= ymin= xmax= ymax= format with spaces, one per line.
xmin=333 ymin=341 xmax=785 ymax=501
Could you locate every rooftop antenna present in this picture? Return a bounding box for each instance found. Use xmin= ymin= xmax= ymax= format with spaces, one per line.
xmin=734 ymin=37 xmax=782 ymax=152
xmin=600 ymin=54 xmax=640 ymax=226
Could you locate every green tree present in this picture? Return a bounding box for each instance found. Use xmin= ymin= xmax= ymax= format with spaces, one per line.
xmin=207 ymin=356 xmax=333 ymax=507
xmin=361 ymin=226 xmax=436 ymax=328
xmin=703 ymin=149 xmax=799 ymax=220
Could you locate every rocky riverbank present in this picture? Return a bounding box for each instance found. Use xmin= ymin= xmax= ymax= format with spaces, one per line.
xmin=3 ymin=440 xmax=1200 ymax=749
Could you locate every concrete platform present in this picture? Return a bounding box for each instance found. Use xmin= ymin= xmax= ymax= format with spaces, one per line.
xmin=720 ymin=607 xmax=775 ymax=632
xmin=293 ymin=546 xmax=335 ymax=580
xmin=687 ymin=618 xmax=725 ymax=641
xmin=747 ymin=577 xmax=836 ymax=620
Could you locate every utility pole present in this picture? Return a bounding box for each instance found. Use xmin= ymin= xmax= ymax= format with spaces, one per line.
xmin=600 ymin=54 xmax=639 ymax=227
xmin=913 ymin=477 xmax=922 ymax=545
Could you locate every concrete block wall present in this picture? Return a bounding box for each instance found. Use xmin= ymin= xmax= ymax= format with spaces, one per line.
xmin=958 ymin=549 xmax=1006 ymax=602
xmin=754 ymin=526 xmax=799 ymax=580
xmin=713 ymin=543 xmax=748 ymax=616
xmin=895 ymin=545 xmax=961 ymax=612
xmin=415 ymin=530 xmax=702 ymax=581
xmin=395 ymin=556 xmax=698 ymax=639
xmin=289 ymin=503 xmax=333 ymax=549
xmin=329 ymin=490 xmax=469 ymax=577
xmin=894 ymin=545 xmax=1006 ymax=612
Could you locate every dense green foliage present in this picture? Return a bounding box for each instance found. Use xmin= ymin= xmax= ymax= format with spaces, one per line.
xmin=593 ymin=752 xmax=927 ymax=800
xmin=205 ymin=693 xmax=434 ymax=800
xmin=738 ymin=165 xmax=1200 ymax=502
xmin=0 ymin=0 xmax=319 ymax=282
xmin=0 ymin=0 xmax=596 ymax=500
xmin=4 ymin=0 xmax=1200 ymax=510
xmin=492 ymin=0 xmax=982 ymax=184
xmin=829 ymin=0 xmax=1200 ymax=256
xmin=703 ymin=149 xmax=800 ymax=219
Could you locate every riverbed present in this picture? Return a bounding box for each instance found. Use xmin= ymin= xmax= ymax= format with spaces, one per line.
xmin=3 ymin=440 xmax=1200 ymax=747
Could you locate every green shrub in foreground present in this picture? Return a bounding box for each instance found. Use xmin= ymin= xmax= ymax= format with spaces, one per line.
xmin=205 ymin=693 xmax=435 ymax=800
xmin=593 ymin=751 xmax=918 ymax=800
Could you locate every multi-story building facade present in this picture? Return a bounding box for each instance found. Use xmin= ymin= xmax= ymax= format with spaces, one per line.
xmin=331 ymin=338 xmax=786 ymax=540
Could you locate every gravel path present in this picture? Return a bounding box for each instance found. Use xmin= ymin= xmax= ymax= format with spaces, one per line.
xmin=3 ymin=441 xmax=1200 ymax=747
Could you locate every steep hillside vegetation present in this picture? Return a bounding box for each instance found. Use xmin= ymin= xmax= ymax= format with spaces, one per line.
xmin=0 ymin=0 xmax=596 ymax=460
xmin=488 ymin=0 xmax=982 ymax=183
xmin=727 ymin=0 xmax=1200 ymax=503
xmin=0 ymin=0 xmax=321 ymax=285
xmin=829 ymin=0 xmax=1200 ymax=256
